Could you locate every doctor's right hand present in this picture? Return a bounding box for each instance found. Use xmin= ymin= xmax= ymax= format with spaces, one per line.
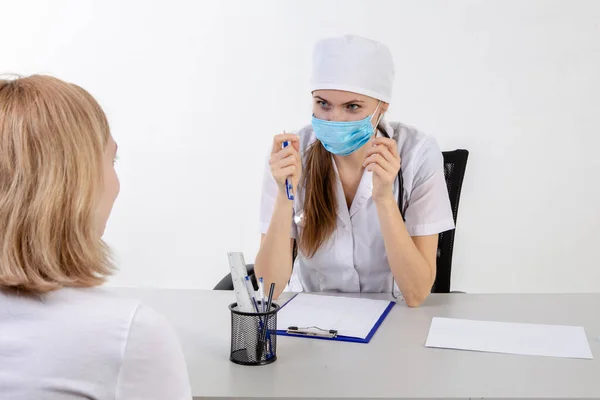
xmin=270 ymin=133 xmax=302 ymax=197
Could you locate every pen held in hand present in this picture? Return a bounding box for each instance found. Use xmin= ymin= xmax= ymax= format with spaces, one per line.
xmin=282 ymin=131 xmax=295 ymax=201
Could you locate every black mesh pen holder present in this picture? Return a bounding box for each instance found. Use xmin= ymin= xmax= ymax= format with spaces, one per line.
xmin=229 ymin=302 xmax=279 ymax=366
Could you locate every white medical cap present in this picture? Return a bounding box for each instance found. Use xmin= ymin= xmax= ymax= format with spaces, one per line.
xmin=310 ymin=35 xmax=395 ymax=103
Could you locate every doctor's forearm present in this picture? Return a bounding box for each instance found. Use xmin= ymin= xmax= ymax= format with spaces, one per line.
xmin=375 ymin=196 xmax=433 ymax=307
xmin=255 ymin=193 xmax=294 ymax=298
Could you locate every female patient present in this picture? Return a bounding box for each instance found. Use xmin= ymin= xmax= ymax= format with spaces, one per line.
xmin=0 ymin=75 xmax=191 ymax=399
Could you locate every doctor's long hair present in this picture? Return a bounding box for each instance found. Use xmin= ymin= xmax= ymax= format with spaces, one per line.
xmin=300 ymin=123 xmax=387 ymax=258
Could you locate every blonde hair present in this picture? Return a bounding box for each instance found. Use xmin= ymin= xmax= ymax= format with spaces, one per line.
xmin=0 ymin=75 xmax=114 ymax=294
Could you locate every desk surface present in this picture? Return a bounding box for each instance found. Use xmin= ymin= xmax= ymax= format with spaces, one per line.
xmin=110 ymin=289 xmax=600 ymax=399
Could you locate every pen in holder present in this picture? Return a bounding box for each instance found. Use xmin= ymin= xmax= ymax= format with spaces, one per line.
xmin=229 ymin=301 xmax=279 ymax=365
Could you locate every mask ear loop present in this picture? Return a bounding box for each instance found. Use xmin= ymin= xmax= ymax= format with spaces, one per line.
xmin=370 ymin=101 xmax=384 ymax=130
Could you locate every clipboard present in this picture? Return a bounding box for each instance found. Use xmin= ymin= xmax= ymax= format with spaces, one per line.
xmin=275 ymin=293 xmax=395 ymax=344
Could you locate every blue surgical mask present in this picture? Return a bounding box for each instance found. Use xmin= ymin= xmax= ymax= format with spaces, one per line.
xmin=312 ymin=102 xmax=383 ymax=156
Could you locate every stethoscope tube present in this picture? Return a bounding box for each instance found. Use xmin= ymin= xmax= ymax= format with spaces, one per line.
xmin=380 ymin=129 xmax=405 ymax=221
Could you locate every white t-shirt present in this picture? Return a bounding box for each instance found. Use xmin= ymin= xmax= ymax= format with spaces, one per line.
xmin=0 ymin=287 xmax=192 ymax=400
xmin=259 ymin=119 xmax=454 ymax=293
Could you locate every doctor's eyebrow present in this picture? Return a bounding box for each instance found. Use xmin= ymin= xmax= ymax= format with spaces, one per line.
xmin=341 ymin=99 xmax=364 ymax=105
xmin=313 ymin=95 xmax=364 ymax=106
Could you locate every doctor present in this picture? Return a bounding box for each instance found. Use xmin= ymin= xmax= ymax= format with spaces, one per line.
xmin=255 ymin=35 xmax=454 ymax=307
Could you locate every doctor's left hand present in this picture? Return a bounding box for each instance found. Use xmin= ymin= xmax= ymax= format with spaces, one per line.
xmin=363 ymin=137 xmax=401 ymax=203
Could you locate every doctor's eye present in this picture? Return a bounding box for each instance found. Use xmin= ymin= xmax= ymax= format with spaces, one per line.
xmin=316 ymin=100 xmax=330 ymax=108
xmin=346 ymin=104 xmax=361 ymax=111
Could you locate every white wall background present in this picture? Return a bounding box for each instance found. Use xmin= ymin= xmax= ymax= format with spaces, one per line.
xmin=2 ymin=0 xmax=599 ymax=293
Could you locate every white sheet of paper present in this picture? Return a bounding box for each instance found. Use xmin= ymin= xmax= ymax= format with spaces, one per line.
xmin=425 ymin=317 xmax=593 ymax=359
xmin=277 ymin=294 xmax=391 ymax=339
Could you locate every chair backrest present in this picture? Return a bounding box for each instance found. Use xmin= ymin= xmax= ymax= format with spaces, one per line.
xmin=431 ymin=149 xmax=469 ymax=293
xmin=214 ymin=149 xmax=469 ymax=292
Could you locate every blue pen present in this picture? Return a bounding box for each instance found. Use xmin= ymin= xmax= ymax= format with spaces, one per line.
xmin=244 ymin=276 xmax=261 ymax=314
xmin=258 ymin=277 xmax=265 ymax=312
xmin=282 ymin=140 xmax=294 ymax=201
xmin=245 ymin=276 xmax=268 ymax=359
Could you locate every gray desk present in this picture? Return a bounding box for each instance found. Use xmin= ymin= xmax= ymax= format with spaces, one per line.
xmin=110 ymin=289 xmax=600 ymax=399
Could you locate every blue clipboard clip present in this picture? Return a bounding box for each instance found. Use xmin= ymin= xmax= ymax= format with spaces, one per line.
xmin=282 ymin=140 xmax=294 ymax=201
xmin=286 ymin=326 xmax=338 ymax=339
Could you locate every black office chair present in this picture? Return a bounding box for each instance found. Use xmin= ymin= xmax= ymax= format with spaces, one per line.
xmin=213 ymin=262 xmax=257 ymax=291
xmin=431 ymin=149 xmax=469 ymax=293
xmin=213 ymin=149 xmax=469 ymax=292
